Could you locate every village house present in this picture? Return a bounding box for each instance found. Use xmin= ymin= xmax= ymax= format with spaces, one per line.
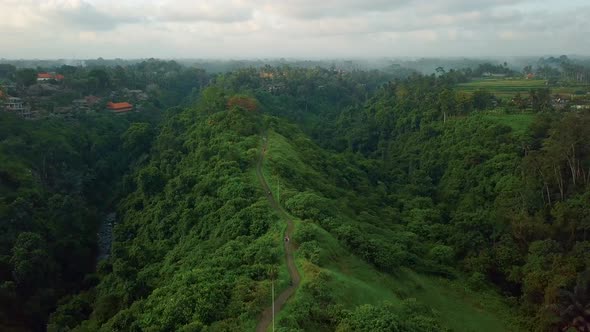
xmin=483 ymin=72 xmax=507 ymax=78
xmin=106 ymin=101 xmax=134 ymax=114
xmin=53 ymin=106 xmax=75 ymax=118
xmin=4 ymin=96 xmax=32 ymax=119
xmin=5 ymin=96 xmax=24 ymax=112
xmin=72 ymin=95 xmax=102 ymax=112
xmin=72 ymin=99 xmax=89 ymax=112
xmin=37 ymin=73 xmax=65 ymax=82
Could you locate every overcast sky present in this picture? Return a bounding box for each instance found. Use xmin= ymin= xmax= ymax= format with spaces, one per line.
xmin=1 ymin=0 xmax=589 ymax=59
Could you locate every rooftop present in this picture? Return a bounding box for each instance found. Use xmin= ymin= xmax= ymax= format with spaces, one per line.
xmin=107 ymin=101 xmax=133 ymax=111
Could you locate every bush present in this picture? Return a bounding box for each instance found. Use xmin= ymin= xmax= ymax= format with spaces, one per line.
xmin=299 ymin=241 xmax=321 ymax=265
xmin=93 ymin=294 xmax=122 ymax=323
xmin=467 ymin=272 xmax=487 ymax=291
xmin=293 ymin=222 xmax=316 ymax=243
xmin=428 ymin=245 xmax=454 ymax=266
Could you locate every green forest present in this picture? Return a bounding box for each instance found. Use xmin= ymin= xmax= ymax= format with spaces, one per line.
xmin=1 ymin=63 xmax=590 ymax=332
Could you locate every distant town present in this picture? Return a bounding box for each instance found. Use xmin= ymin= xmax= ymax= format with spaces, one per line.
xmin=0 ymin=71 xmax=147 ymax=119
xmin=0 ymin=59 xmax=210 ymax=120
xmin=1 ymin=56 xmax=590 ymax=120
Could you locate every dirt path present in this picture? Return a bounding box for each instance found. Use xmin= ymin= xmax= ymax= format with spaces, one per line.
xmin=255 ymin=136 xmax=301 ymax=332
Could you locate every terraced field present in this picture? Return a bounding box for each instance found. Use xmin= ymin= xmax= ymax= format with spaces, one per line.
xmin=458 ymin=78 xmax=590 ymax=98
xmin=457 ymin=79 xmax=548 ymax=98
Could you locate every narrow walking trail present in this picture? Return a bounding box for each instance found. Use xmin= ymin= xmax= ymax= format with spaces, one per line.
xmin=255 ymin=135 xmax=301 ymax=332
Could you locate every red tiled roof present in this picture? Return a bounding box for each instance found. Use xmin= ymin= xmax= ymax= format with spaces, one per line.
xmin=37 ymin=73 xmax=64 ymax=80
xmin=107 ymin=102 xmax=133 ymax=110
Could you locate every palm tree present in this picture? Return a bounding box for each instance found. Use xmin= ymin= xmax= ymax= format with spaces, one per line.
xmin=555 ymin=270 xmax=590 ymax=331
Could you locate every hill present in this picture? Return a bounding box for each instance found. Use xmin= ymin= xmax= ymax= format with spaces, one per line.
xmin=261 ymin=125 xmax=518 ymax=331
xmin=47 ymin=83 xmax=522 ymax=331
xmin=3 ymin=66 xmax=589 ymax=332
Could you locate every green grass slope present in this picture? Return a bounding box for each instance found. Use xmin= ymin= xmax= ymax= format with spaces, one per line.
xmin=261 ymin=122 xmax=519 ymax=332
xmin=479 ymin=112 xmax=536 ymax=137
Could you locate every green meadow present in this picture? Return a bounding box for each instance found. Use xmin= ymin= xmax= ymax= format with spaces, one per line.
xmin=457 ymin=78 xmax=548 ymax=98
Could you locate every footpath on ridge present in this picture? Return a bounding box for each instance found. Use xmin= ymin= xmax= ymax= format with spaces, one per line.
xmin=255 ymin=135 xmax=301 ymax=332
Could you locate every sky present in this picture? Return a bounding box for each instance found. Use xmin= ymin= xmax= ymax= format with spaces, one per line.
xmin=0 ymin=0 xmax=589 ymax=59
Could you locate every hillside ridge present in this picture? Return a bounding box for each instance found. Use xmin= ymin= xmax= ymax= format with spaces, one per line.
xmin=255 ymin=134 xmax=301 ymax=332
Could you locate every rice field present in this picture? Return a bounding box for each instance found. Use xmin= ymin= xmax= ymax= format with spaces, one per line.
xmin=457 ymin=78 xmax=590 ymax=98
xmin=457 ymin=79 xmax=548 ymax=98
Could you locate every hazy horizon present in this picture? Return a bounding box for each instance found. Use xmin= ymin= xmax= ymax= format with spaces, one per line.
xmin=1 ymin=55 xmax=589 ymax=61
xmin=1 ymin=0 xmax=589 ymax=59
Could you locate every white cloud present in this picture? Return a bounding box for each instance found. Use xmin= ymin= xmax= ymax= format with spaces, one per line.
xmin=0 ymin=0 xmax=588 ymax=58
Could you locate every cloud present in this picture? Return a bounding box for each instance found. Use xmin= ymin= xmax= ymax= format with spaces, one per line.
xmin=0 ymin=0 xmax=588 ymax=58
xmin=261 ymin=0 xmax=411 ymax=19
xmin=45 ymin=0 xmax=140 ymax=30
xmin=153 ymin=1 xmax=254 ymax=23
xmin=0 ymin=0 xmax=139 ymax=30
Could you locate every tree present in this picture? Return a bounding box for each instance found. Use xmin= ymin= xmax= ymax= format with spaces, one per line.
xmin=428 ymin=245 xmax=454 ymax=265
xmin=530 ymin=88 xmax=552 ymax=113
xmin=10 ymin=232 xmax=53 ymax=289
xmin=553 ymin=270 xmax=590 ymax=332
xmin=438 ymin=88 xmax=455 ymax=122
xmin=0 ymin=64 xmax=16 ymax=79
xmin=455 ymin=92 xmax=472 ymax=115
xmin=523 ymin=65 xmax=533 ymax=75
xmin=227 ymin=95 xmax=259 ymax=112
xmin=472 ymin=89 xmax=493 ymax=110
xmin=122 ymin=122 xmax=154 ymax=157
xmin=512 ymin=92 xmax=528 ymax=112
xmin=137 ymin=166 xmax=165 ymax=196
xmin=88 ymin=68 xmax=110 ymax=91
xmin=16 ymin=68 xmax=37 ymax=87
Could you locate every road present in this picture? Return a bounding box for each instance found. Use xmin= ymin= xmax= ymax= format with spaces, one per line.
xmin=255 ymin=136 xmax=301 ymax=332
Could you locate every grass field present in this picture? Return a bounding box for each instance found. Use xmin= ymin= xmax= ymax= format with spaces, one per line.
xmin=457 ymin=78 xmax=590 ymax=99
xmin=553 ymin=85 xmax=590 ymax=95
xmin=262 ymin=129 xmax=520 ymax=332
xmin=480 ymin=112 xmax=537 ymax=137
xmin=457 ymin=78 xmax=548 ymax=98
xmin=275 ymin=218 xmax=518 ymax=332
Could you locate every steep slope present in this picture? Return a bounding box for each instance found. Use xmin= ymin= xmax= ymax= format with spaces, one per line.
xmin=260 ymin=119 xmax=519 ymax=331
xmin=42 ymin=67 xmax=590 ymax=331
xmin=48 ymin=90 xmax=518 ymax=332
xmin=255 ymin=136 xmax=301 ymax=332
xmin=0 ymin=113 xmax=140 ymax=331
xmin=48 ymin=93 xmax=292 ymax=331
